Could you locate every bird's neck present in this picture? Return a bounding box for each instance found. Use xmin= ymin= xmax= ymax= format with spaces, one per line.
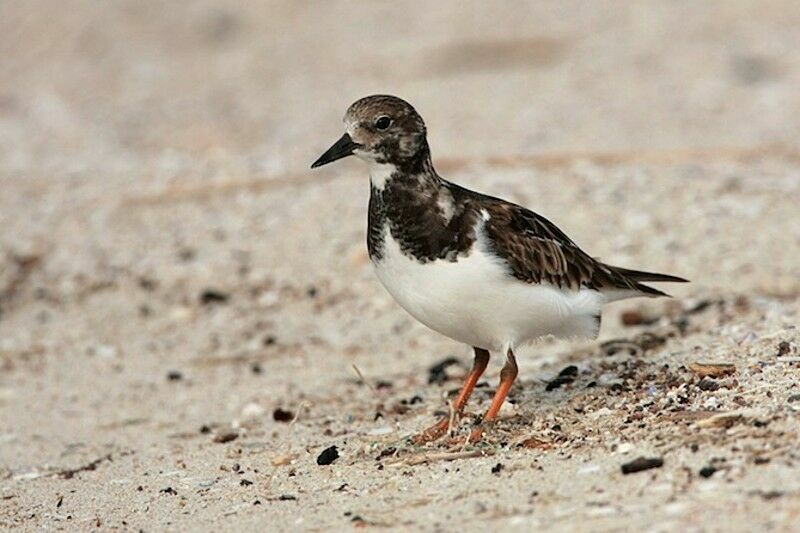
xmin=368 ymin=146 xmax=441 ymax=191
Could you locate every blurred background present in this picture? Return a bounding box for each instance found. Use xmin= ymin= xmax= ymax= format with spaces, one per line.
xmin=1 ymin=1 xmax=799 ymax=530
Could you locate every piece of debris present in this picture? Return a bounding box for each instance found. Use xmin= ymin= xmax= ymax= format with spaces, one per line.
xmin=620 ymin=310 xmax=659 ymax=327
xmin=166 ymin=370 xmax=183 ymax=381
xmin=56 ymin=454 xmax=113 ymax=479
xmin=787 ymin=394 xmax=800 ymax=403
xmin=696 ymin=411 xmax=746 ymax=429
xmin=688 ymin=362 xmax=736 ymax=378
xmin=684 ymin=299 xmax=715 ymax=315
xmin=697 ymin=378 xmax=721 ymax=391
xmin=271 ymin=454 xmax=295 ymax=466
xmin=160 ymin=487 xmax=177 ymax=495
xmin=776 ymin=341 xmax=792 ymax=357
xmin=240 ymin=479 xmax=253 ymax=486
xmin=391 ymin=449 xmax=492 ymax=467
xmin=213 ymin=430 xmax=239 ymax=444
xmin=517 ymin=436 xmax=553 ymax=450
xmin=278 ymin=494 xmax=297 ymax=501
xmin=317 ymin=446 xmax=339 ymax=465
xmin=491 ymin=463 xmax=504 ymax=475
xmin=272 ymin=408 xmax=294 ymax=422
xmin=699 ymin=466 xmax=717 ymax=478
xmin=546 ymin=366 xmax=578 ymax=391
xmin=199 ymin=289 xmax=229 ymax=305
xmin=621 ymin=456 xmax=663 ymax=475
xmin=375 ymin=447 xmax=397 ymax=460
xmin=428 ymin=357 xmax=461 ymax=385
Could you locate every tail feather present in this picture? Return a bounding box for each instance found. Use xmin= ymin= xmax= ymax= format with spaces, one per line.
xmin=611 ymin=266 xmax=689 ymax=284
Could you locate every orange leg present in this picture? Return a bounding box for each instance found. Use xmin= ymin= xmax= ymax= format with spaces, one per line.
xmin=469 ymin=349 xmax=518 ymax=442
xmin=412 ymin=348 xmax=490 ymax=444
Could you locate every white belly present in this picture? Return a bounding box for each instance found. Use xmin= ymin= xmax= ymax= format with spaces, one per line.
xmin=372 ymin=229 xmax=607 ymax=352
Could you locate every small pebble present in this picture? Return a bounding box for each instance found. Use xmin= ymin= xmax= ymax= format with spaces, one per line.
xmin=699 ymin=466 xmax=717 ymax=478
xmin=273 ymin=408 xmax=294 ymax=422
xmin=166 ymin=370 xmax=183 ymax=381
xmin=213 ymin=431 xmax=239 ymax=444
xmin=621 ymin=456 xmax=663 ymax=474
xmin=317 ymin=445 xmax=339 ymax=466
xmin=199 ymin=289 xmax=229 ymax=305
xmin=698 ymin=378 xmax=720 ymax=391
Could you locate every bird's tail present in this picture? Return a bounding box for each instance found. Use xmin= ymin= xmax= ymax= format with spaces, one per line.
xmin=603 ymin=266 xmax=689 ymax=300
xmin=611 ymin=266 xmax=689 ymax=284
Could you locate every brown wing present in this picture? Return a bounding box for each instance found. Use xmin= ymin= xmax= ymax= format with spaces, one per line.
xmin=482 ymin=202 xmax=665 ymax=295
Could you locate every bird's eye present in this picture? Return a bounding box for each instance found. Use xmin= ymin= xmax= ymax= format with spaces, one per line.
xmin=375 ymin=116 xmax=392 ymax=130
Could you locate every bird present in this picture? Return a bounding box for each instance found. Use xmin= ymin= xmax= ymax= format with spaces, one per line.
xmin=311 ymin=95 xmax=687 ymax=443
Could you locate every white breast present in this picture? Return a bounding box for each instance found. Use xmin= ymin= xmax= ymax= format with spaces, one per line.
xmin=371 ymin=218 xmax=607 ymax=352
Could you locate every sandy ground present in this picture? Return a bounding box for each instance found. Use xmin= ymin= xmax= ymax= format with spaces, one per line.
xmin=2 ymin=1 xmax=800 ymax=531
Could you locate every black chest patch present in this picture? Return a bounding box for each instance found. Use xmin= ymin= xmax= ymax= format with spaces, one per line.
xmin=367 ymin=179 xmax=479 ymax=263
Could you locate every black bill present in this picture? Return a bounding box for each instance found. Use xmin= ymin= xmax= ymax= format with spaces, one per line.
xmin=311 ymin=133 xmax=360 ymax=168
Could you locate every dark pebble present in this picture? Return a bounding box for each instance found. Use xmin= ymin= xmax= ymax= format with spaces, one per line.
xmin=278 ymin=494 xmax=297 ymax=501
xmin=272 ymin=408 xmax=294 ymax=422
xmin=317 ymin=445 xmax=339 ymax=466
xmin=250 ymin=363 xmax=262 ymax=374
xmin=621 ymin=456 xmax=663 ymax=474
xmin=776 ymin=341 xmax=792 ymax=357
xmin=166 ymin=370 xmax=183 ymax=381
xmin=545 ymin=365 xmax=579 ymax=391
xmin=375 ymin=447 xmax=396 ymax=460
xmin=788 ymin=394 xmax=800 ymax=403
xmin=213 ymin=431 xmax=239 ymax=443
xmin=699 ymin=466 xmax=717 ymax=478
xmin=199 ymin=289 xmax=229 ymax=305
xmin=160 ymin=487 xmax=177 ymax=495
xmin=428 ymin=357 xmax=460 ymax=385
xmin=491 ymin=463 xmax=504 ymax=475
xmin=240 ymin=479 xmax=253 ymax=486
xmin=264 ymin=335 xmax=277 ymax=346
xmin=698 ymin=377 xmax=720 ymax=391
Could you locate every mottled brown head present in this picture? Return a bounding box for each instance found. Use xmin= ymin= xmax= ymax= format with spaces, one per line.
xmin=312 ymin=95 xmax=428 ymax=170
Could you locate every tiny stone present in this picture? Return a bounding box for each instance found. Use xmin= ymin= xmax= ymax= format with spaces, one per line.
xmin=699 ymin=466 xmax=717 ymax=478
xmin=199 ymin=289 xmax=229 ymax=305
xmin=776 ymin=341 xmax=791 ymax=357
xmin=166 ymin=370 xmax=183 ymax=381
xmin=621 ymin=456 xmax=663 ymax=474
xmin=213 ymin=431 xmax=239 ymax=444
xmin=491 ymin=463 xmax=504 ymax=475
xmin=698 ymin=378 xmax=720 ymax=391
xmin=316 ymin=445 xmax=339 ymax=466
xmin=272 ymin=408 xmax=294 ymax=422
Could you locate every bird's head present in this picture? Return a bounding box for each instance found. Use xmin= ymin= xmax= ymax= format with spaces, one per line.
xmin=311 ymin=95 xmax=428 ymax=170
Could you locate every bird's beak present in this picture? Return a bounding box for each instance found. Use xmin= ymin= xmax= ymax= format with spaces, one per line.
xmin=311 ymin=133 xmax=360 ymax=169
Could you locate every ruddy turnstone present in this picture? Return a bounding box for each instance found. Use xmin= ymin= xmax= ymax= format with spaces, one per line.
xmin=311 ymin=95 xmax=687 ymax=443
